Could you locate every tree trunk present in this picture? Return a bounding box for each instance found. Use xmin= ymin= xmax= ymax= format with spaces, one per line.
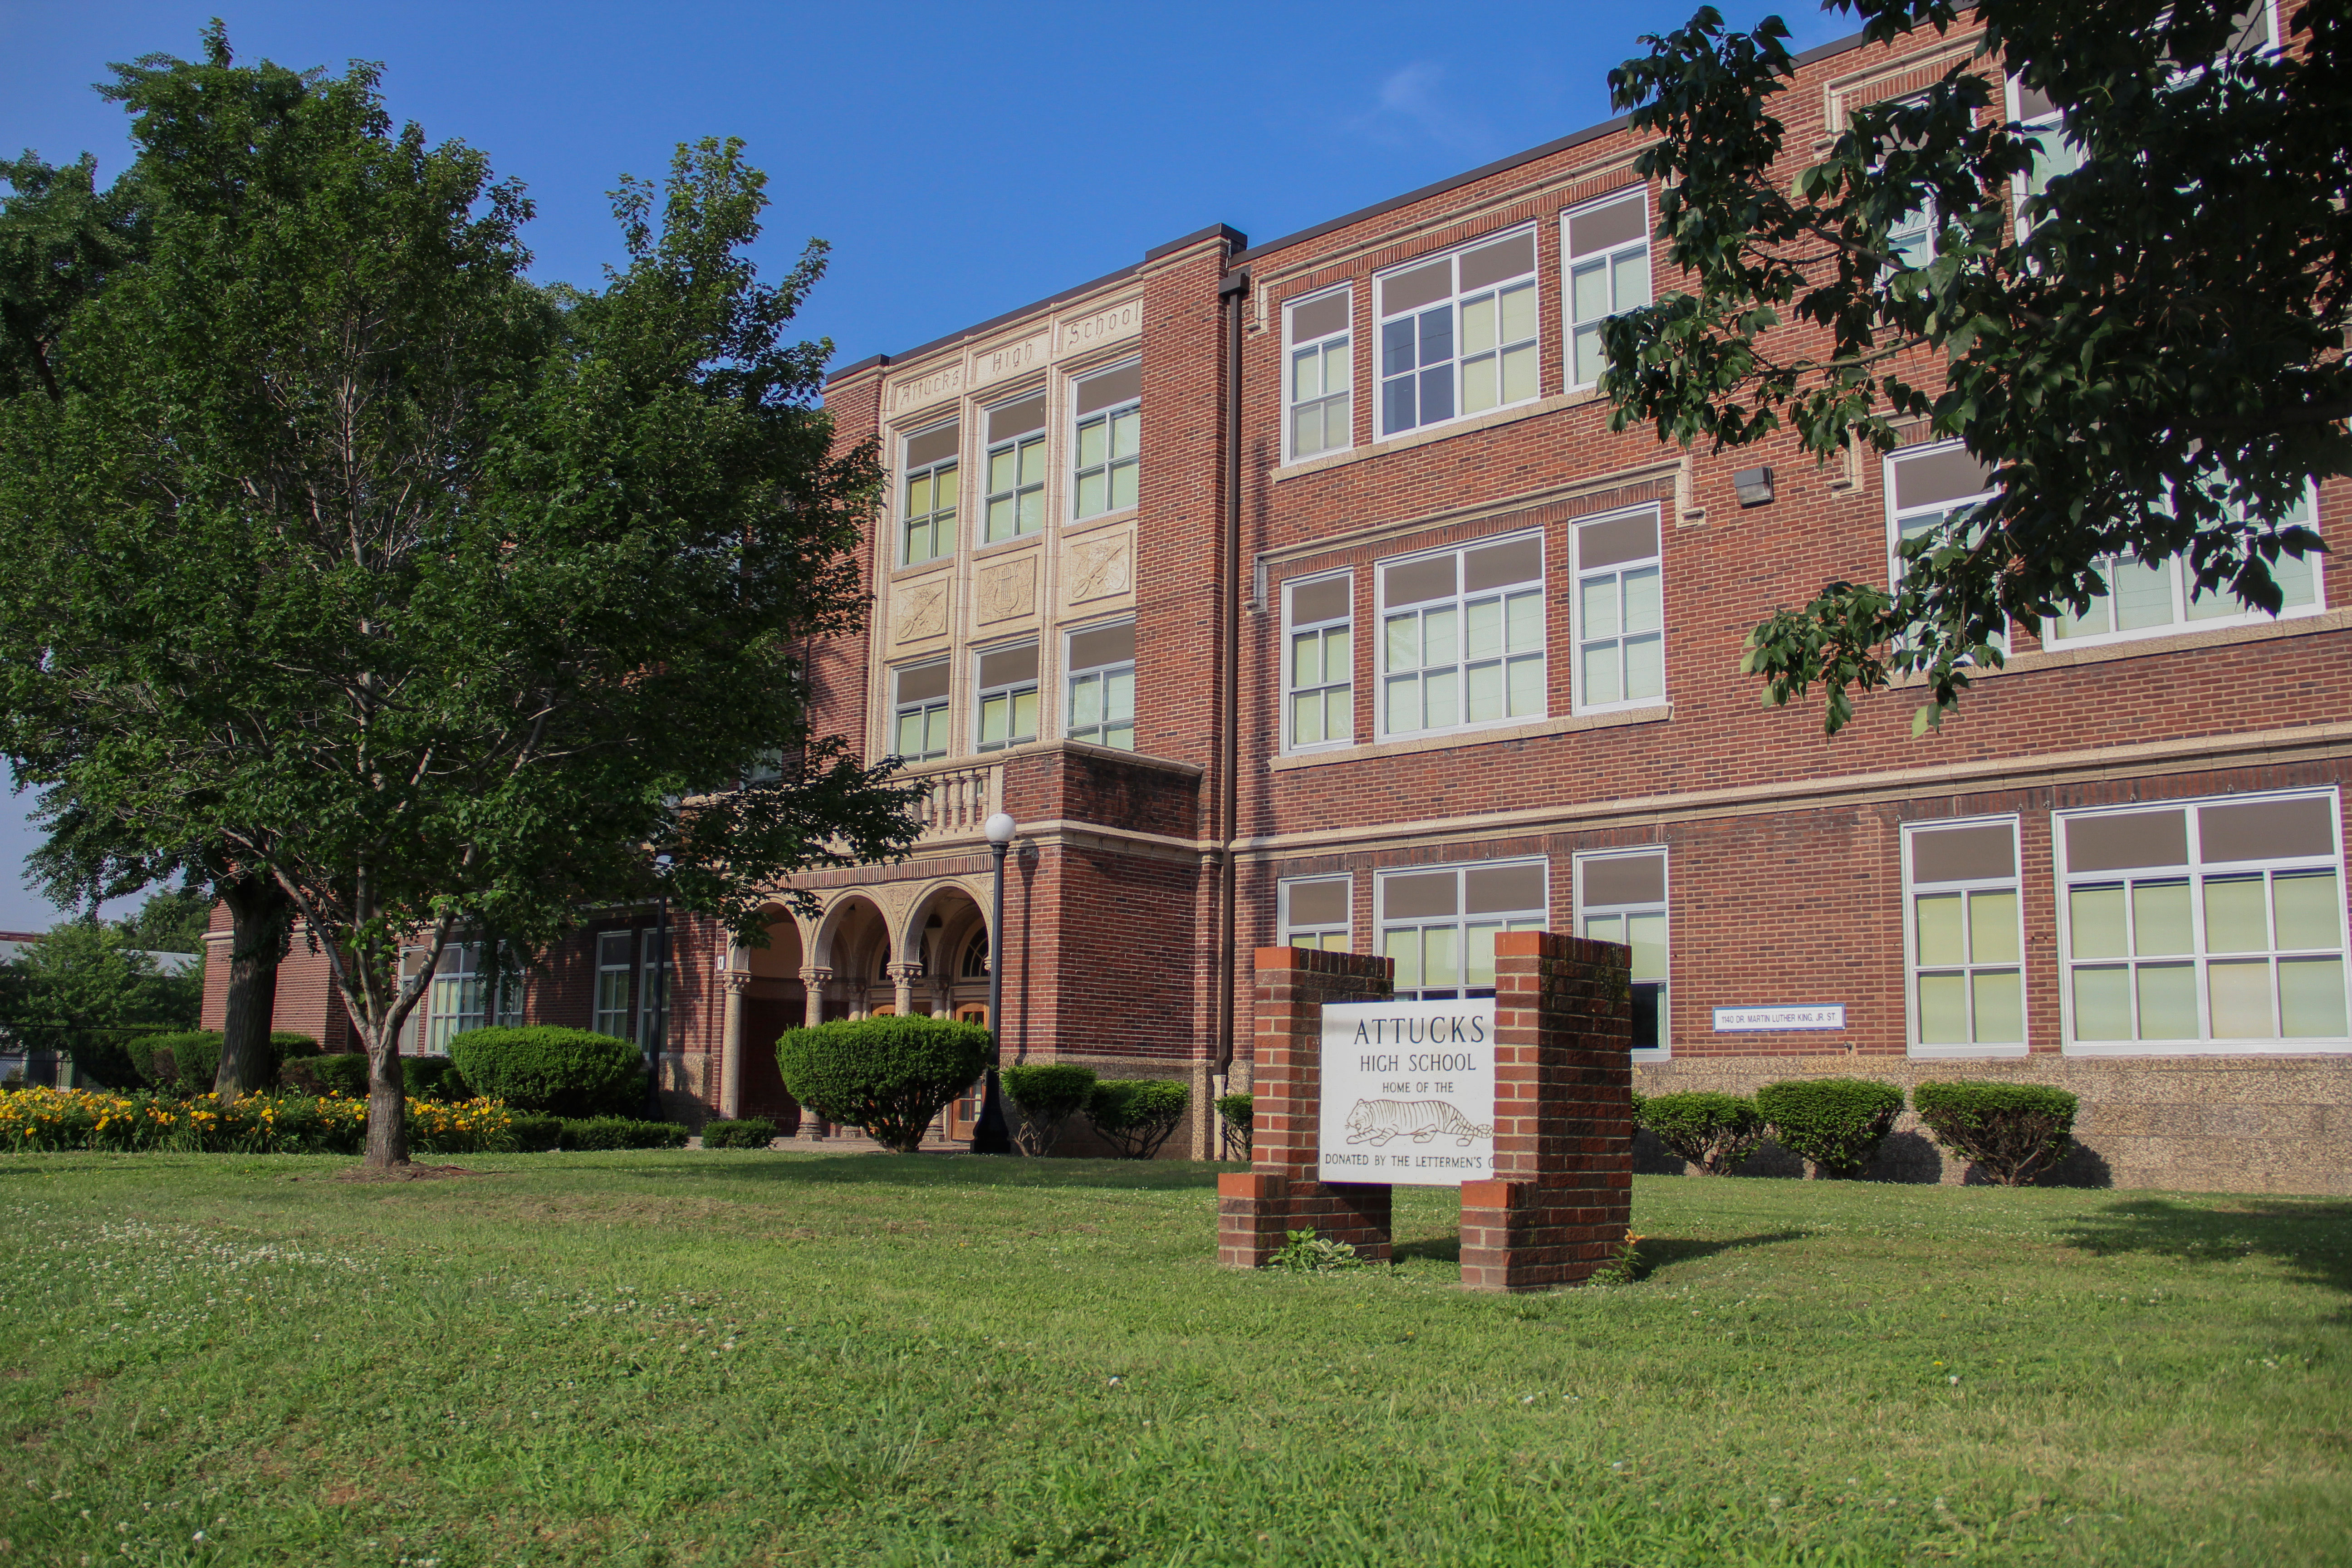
xmin=364 ymin=1037 xmax=411 ymax=1168
xmin=213 ymin=873 xmax=292 ymax=1102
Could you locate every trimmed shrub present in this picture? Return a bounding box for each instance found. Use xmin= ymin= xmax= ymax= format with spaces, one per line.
xmin=777 ymin=1016 xmax=994 ymax=1154
xmin=1637 ymin=1091 xmax=1766 ymax=1175
xmin=1087 ymin=1079 xmax=1189 ymax=1160
xmin=125 ymin=1029 xmax=324 ymax=1094
xmin=701 ymin=1117 xmax=777 ymax=1150
xmin=295 ymin=1054 xmax=371 ymax=1098
xmin=402 ymin=1056 xmax=472 ymax=1102
xmin=1755 ymin=1077 xmax=1906 ymax=1178
xmin=448 ymin=1027 xmax=645 ymax=1118
xmin=1001 ymin=1064 xmax=1097 ymax=1156
xmin=555 ymin=1116 xmax=689 ymax=1152
xmin=1912 ymin=1081 xmax=2080 ymax=1186
xmin=1214 ymin=1091 xmax=1254 ymax=1159
xmin=508 ymin=1113 xmax=564 ymax=1153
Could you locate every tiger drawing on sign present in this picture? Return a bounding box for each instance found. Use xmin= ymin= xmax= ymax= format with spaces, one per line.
xmin=1343 ymin=1098 xmax=1492 ymax=1147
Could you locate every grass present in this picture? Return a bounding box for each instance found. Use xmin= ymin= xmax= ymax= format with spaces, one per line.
xmin=0 ymin=1153 xmax=2346 ymax=1567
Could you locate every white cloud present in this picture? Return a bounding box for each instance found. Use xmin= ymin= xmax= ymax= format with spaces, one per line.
xmin=1351 ymin=61 xmax=1496 ymax=156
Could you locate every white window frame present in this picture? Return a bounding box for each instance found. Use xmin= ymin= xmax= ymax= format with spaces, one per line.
xmin=2041 ymin=480 xmax=2325 ymax=651
xmin=412 ymin=940 xmax=524 ymax=1055
xmin=981 ymin=397 xmax=1048 ymax=545
xmin=593 ymin=930 xmax=633 ymax=1039
xmin=1063 ymin=620 xmax=1135 ymax=751
xmin=1375 ymin=859 xmax=1549 ymax=1001
xmin=1876 ymin=91 xmax=1943 ymax=272
xmin=890 ymin=661 xmax=951 ymax=763
xmin=1070 ymin=361 xmax=1140 ymax=522
xmin=898 ymin=422 xmax=959 ymax=567
xmin=1284 ymin=288 xmax=1353 ymax=463
xmin=638 ymin=926 xmax=671 ymax=1054
xmin=1278 ymin=874 xmax=1352 ymax=953
xmin=1376 ymin=533 xmax=1547 ymax=742
xmin=1282 ymin=571 xmax=1354 ymax=754
xmin=1574 ymin=850 xmax=1669 ymax=1060
xmin=2057 ymin=787 xmax=2352 ymax=1056
xmin=1562 ymin=189 xmax=1652 ymax=391
xmin=1885 ymin=441 xmax=2010 ymax=654
xmin=973 ymin=642 xmax=1040 ymax=753
xmin=1901 ymin=816 xmax=2029 ymax=1060
xmin=1571 ymin=505 xmax=1666 ymax=715
xmin=1375 ymin=227 xmax=1542 ymax=440
xmin=2005 ymin=75 xmax=2085 ymax=242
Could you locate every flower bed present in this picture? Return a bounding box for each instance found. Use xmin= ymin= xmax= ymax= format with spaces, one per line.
xmin=0 ymin=1087 xmax=518 ymax=1155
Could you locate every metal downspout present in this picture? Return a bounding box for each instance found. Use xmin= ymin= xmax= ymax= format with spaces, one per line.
xmin=1215 ymin=264 xmax=1251 ymax=1113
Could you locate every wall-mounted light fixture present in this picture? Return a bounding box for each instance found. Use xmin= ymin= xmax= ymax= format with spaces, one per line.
xmin=1733 ymin=466 xmax=1775 ymax=507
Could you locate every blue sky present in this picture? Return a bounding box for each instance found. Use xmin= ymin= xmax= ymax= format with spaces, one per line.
xmin=0 ymin=0 xmax=1856 ymax=930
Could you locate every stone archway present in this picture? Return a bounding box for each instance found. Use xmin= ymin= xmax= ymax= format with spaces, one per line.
xmin=902 ymin=880 xmax=996 ymax=1142
xmin=811 ymin=895 xmax=892 ymax=1023
xmin=731 ymin=906 xmax=805 ymax=1130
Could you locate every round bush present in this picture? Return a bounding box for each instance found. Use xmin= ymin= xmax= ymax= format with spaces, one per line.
xmin=1001 ymin=1063 xmax=1097 ymax=1156
xmin=1214 ymin=1091 xmax=1254 ymax=1159
xmin=1755 ymin=1077 xmax=1906 ymax=1178
xmin=1087 ymin=1079 xmax=1190 ymax=1160
xmin=1912 ymin=1081 xmax=2080 ymax=1186
xmin=1638 ymin=1091 xmax=1765 ymax=1175
xmin=776 ymin=1016 xmax=994 ymax=1154
xmin=448 ymin=1026 xmax=646 ymax=1117
xmin=701 ymin=1117 xmax=778 ymax=1150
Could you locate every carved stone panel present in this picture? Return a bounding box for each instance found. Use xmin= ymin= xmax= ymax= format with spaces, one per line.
xmin=970 ymin=332 xmax=1049 ymax=391
xmin=887 ymin=361 xmax=963 ymax=416
xmin=1054 ymin=297 xmax=1142 ymax=359
xmin=894 ymin=580 xmax=950 ymax=644
xmin=975 ymin=555 xmax=1037 ymax=626
xmin=1064 ymin=529 xmax=1134 ymax=607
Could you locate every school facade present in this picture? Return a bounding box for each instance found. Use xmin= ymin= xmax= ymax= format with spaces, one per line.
xmin=209 ymin=8 xmax=2352 ymax=1191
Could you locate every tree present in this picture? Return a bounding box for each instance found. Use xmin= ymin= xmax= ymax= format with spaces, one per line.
xmin=0 ymin=917 xmax=202 ymax=1087
xmin=1602 ymin=0 xmax=2348 ymax=733
xmin=0 ymin=28 xmax=920 ymax=1166
xmin=112 ymin=884 xmax=211 ymax=955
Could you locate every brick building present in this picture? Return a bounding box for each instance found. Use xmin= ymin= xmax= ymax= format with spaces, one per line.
xmin=212 ymin=10 xmax=2352 ymax=1190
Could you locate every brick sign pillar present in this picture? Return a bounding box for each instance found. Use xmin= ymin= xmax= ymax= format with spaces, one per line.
xmin=1460 ymin=931 xmax=1635 ymax=1292
xmin=1216 ymin=946 xmax=1396 ymax=1268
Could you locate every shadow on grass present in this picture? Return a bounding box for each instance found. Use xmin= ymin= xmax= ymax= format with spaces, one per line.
xmin=2053 ymin=1196 xmax=2352 ymax=1302
xmin=630 ymin=1151 xmax=1240 ymax=1194
xmin=1388 ymin=1228 xmax=1808 ymax=1272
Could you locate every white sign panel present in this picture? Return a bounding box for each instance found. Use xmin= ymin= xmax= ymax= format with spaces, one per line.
xmin=1318 ymin=1000 xmax=1496 ymax=1187
xmin=1712 ymin=1004 xmax=1847 ymax=1032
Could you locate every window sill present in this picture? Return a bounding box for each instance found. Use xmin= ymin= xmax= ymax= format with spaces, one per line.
xmin=1273 ymin=387 xmax=1605 ymax=482
xmin=1068 ymin=504 xmax=1138 ymax=532
xmin=1269 ymin=704 xmax=1668 ymax=771
xmin=1908 ymin=1042 xmax=2030 ymax=1060
xmin=2062 ymin=1038 xmax=2352 ymax=1058
xmin=971 ymin=532 xmax=1047 ymax=560
xmin=890 ymin=558 xmax=958 ymax=584
xmin=1923 ymin=604 xmax=2351 ymax=681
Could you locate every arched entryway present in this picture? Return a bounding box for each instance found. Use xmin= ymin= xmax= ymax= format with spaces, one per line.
xmin=735 ymin=906 xmax=805 ymax=1131
xmin=903 ymin=881 xmax=995 ymax=1141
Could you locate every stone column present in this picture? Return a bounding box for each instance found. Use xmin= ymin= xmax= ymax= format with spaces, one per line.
xmin=719 ymin=971 xmax=751 ymax=1119
xmin=888 ymin=961 xmax=921 ymax=1016
xmin=1216 ymin=946 xmax=1396 ymax=1269
xmin=799 ymin=966 xmax=832 ymax=1028
xmin=1458 ymin=931 xmax=1634 ymax=1293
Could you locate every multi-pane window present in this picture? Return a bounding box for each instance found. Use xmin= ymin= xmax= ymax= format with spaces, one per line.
xmin=1886 ymin=442 xmax=2004 ymax=652
xmin=414 ymin=941 xmax=524 ymax=1055
xmin=638 ymin=927 xmax=670 ymax=1054
xmin=900 ymin=422 xmax=959 ymax=566
xmin=1378 ymin=860 xmax=1547 ymax=1000
xmin=1377 ymin=229 xmax=1539 ymax=438
xmin=1576 ymin=852 xmax=1668 ymax=1055
xmin=1573 ymin=507 xmax=1664 ymax=711
xmin=1284 ymin=574 xmax=1352 ymax=751
xmin=1279 ymin=875 xmax=1351 ymax=952
xmin=1877 ymin=93 xmax=1941 ymax=270
xmin=983 ymin=393 xmax=1048 ymax=544
xmin=1564 ymin=191 xmax=1651 ymax=389
xmin=1072 ymin=363 xmax=1141 ymax=520
xmin=1065 ymin=621 xmax=1136 ymax=750
xmin=1905 ymin=819 xmax=2026 ymax=1056
xmin=1378 ymin=534 xmax=1544 ymax=739
xmin=891 ymin=662 xmax=950 ymax=762
xmin=2009 ymin=78 xmax=2084 ymax=239
xmin=975 ymin=643 xmax=1039 ymax=751
xmin=593 ymin=930 xmax=633 ymax=1039
xmin=1286 ymin=290 xmax=1352 ymax=460
xmin=2047 ymin=484 xmax=2323 ymax=646
xmin=2060 ymin=791 xmax=2350 ymax=1052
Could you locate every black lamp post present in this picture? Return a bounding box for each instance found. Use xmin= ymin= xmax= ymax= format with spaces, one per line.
xmin=971 ymin=811 xmax=1017 ymax=1154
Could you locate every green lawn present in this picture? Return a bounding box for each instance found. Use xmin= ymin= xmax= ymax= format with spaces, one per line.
xmin=0 ymin=1154 xmax=2345 ymax=1567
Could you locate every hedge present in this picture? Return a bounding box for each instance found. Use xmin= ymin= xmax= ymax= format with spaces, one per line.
xmin=1755 ymin=1077 xmax=1906 ymax=1178
xmin=448 ymin=1027 xmax=646 ymax=1117
xmin=285 ymin=1053 xmax=473 ymax=1100
xmin=124 ymin=1030 xmax=321 ymax=1095
xmin=551 ymin=1116 xmax=689 ymax=1152
xmin=1087 ymin=1079 xmax=1189 ymax=1160
xmin=1000 ymin=1063 xmax=1096 ymax=1156
xmin=1912 ymin=1081 xmax=2080 ymax=1186
xmin=1214 ymin=1091 xmax=1254 ymax=1159
xmin=1637 ymin=1091 xmax=1765 ymax=1175
xmin=777 ymin=1016 xmax=993 ymax=1153
xmin=701 ymin=1117 xmax=778 ymax=1150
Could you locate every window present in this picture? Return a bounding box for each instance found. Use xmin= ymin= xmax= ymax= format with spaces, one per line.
xmin=638 ymin=927 xmax=671 ymax=1053
xmin=1379 ymin=861 xmax=1547 ymax=1000
xmin=2059 ymin=790 xmax=2349 ymax=1053
xmin=975 ymin=643 xmax=1039 ymax=751
xmin=891 ymin=662 xmax=951 ymax=762
xmin=2046 ymin=483 xmax=2323 ymax=647
xmin=1576 ymin=852 xmax=1668 ymax=1055
xmin=1877 ymin=93 xmax=1941 ymax=270
xmin=899 ymin=421 xmax=959 ymax=565
xmin=1065 ymin=621 xmax=1136 ymax=750
xmin=1572 ymin=507 xmax=1664 ymax=711
xmin=2008 ymin=78 xmax=2085 ymax=239
xmin=1886 ymin=442 xmax=2003 ymax=650
xmin=1284 ymin=573 xmax=1353 ymax=751
xmin=960 ymin=930 xmax=990 ymax=979
xmin=1564 ymin=191 xmax=1651 ymax=389
xmin=1071 ymin=363 xmax=1140 ymax=520
xmin=1279 ymin=875 xmax=1351 ymax=952
xmin=1377 ymin=229 xmax=1539 ymax=438
xmin=983 ymin=393 xmax=1048 ymax=544
xmin=593 ymin=930 xmax=633 ymax=1039
xmin=1285 ymin=289 xmax=1352 ymax=460
xmin=1378 ymin=534 xmax=1544 ymax=739
xmin=415 ymin=941 xmax=524 ymax=1055
xmin=1904 ymin=819 xmax=2026 ymax=1057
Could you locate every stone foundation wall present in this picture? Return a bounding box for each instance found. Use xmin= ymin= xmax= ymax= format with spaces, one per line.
xmin=1634 ymin=1054 xmax=2352 ymax=1195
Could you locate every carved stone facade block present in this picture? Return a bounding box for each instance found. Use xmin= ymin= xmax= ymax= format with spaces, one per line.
xmin=894 ymin=580 xmax=949 ymax=644
xmin=1064 ymin=529 xmax=1135 ymax=607
xmin=975 ymin=555 xmax=1037 ymax=625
